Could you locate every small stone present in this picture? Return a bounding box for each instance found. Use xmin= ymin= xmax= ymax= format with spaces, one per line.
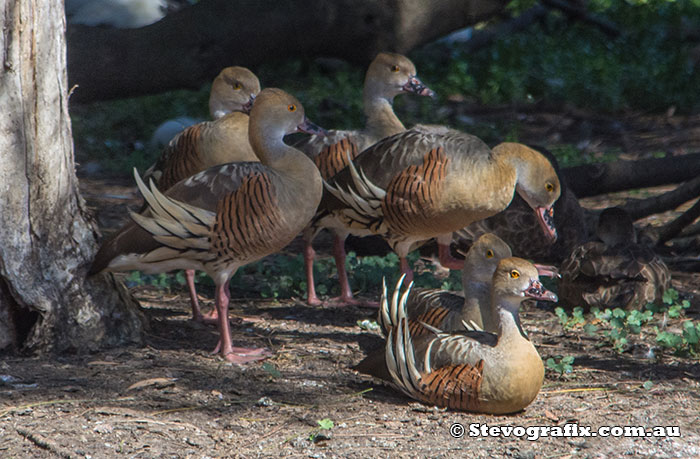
xmin=256 ymin=396 xmax=274 ymax=407
xmin=93 ymin=424 xmax=113 ymax=434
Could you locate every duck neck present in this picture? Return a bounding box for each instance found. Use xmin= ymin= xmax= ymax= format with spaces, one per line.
xmin=461 ymin=272 xmax=497 ymax=332
xmin=492 ymin=144 xmax=538 ymax=203
xmin=249 ymin=125 xmax=293 ymax=167
xmin=492 ymin=145 xmax=524 ymax=181
xmin=493 ymin=297 xmax=528 ymax=344
xmin=362 ymin=88 xmax=405 ymax=141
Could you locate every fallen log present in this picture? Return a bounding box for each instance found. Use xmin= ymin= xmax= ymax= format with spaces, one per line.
xmin=562 ymin=152 xmax=700 ymax=198
xmin=67 ymin=0 xmax=506 ymax=103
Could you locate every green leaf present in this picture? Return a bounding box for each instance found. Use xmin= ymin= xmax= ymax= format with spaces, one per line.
xmin=583 ymin=323 xmax=598 ymax=336
xmin=662 ymin=288 xmax=678 ymax=305
xmin=642 ymin=380 xmax=654 ymax=390
xmin=261 ymin=362 xmax=282 ymax=379
xmin=317 ymin=418 xmax=334 ymax=430
xmin=656 ymin=331 xmax=683 ymax=349
xmin=610 ymin=318 xmax=625 ymax=330
xmin=682 ymin=321 xmax=699 ymax=345
xmin=174 ymin=271 xmax=186 ymax=286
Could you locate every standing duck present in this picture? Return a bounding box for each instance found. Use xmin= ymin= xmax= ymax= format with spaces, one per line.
xmin=299 ymin=52 xmax=434 ymax=306
xmin=358 ymin=257 xmax=556 ymax=414
xmin=89 ymin=89 xmax=325 ymax=363
xmin=454 ymin=144 xmax=589 ymax=264
xmin=142 ymin=66 xmax=261 ymax=322
xmin=559 ymin=207 xmax=671 ymax=310
xmin=321 ymin=136 xmax=561 ymax=284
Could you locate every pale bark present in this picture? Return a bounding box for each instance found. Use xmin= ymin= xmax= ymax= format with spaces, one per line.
xmin=0 ymin=0 xmax=143 ymax=352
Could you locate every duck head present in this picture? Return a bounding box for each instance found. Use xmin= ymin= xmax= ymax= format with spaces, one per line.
xmin=209 ymin=66 xmax=262 ymax=117
xmin=496 ymin=143 xmax=561 ymax=243
xmin=364 ymin=52 xmax=435 ymax=101
xmin=461 ymin=233 xmax=513 ymax=285
xmin=492 ymin=257 xmax=559 ymax=307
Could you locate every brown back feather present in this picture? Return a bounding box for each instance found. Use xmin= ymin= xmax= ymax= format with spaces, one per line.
xmin=154 ymin=124 xmax=206 ymax=191
xmin=409 ymin=307 xmax=451 ymax=337
xmin=381 ymin=147 xmax=448 ymax=235
xmin=314 ymin=137 xmax=360 ymax=180
xmin=210 ymin=172 xmax=282 ymax=262
xmin=419 ymin=360 xmax=484 ymax=411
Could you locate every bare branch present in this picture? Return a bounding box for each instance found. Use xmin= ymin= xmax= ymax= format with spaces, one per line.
xmin=621 ymin=174 xmax=700 ymax=220
xmin=563 ymin=153 xmax=700 ymax=198
xmin=657 ymin=198 xmax=700 ymax=245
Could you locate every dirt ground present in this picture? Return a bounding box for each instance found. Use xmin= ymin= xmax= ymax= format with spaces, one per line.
xmin=2 ymin=107 xmax=700 ymax=458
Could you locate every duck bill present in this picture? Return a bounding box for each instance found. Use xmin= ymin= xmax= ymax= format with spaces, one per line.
xmin=535 ymin=206 xmax=557 ymax=243
xmin=524 ymin=279 xmax=558 ymax=302
xmin=534 ymin=263 xmax=560 ymax=278
xmin=296 ymin=118 xmax=327 ymax=137
xmin=241 ymin=94 xmax=256 ymax=114
xmin=402 ymin=76 xmax=435 ymax=98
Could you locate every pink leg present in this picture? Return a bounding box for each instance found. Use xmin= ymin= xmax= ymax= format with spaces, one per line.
xmin=304 ymin=241 xmax=323 ymax=306
xmin=325 ymin=234 xmax=377 ymax=307
xmin=438 ymin=243 xmax=464 ymax=270
xmin=333 ymin=234 xmax=355 ymax=302
xmin=187 ymin=269 xmax=219 ymax=323
xmin=212 ymin=280 xmax=270 ymax=364
xmin=399 ymin=257 xmax=414 ymax=283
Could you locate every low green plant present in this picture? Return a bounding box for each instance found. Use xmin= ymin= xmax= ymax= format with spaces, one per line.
xmin=261 ymin=362 xmax=282 ymax=379
xmin=590 ymin=307 xmax=655 ymax=353
xmin=309 ymin=418 xmax=334 ymax=442
xmin=433 ymin=0 xmax=700 ymax=114
xmin=125 ymin=271 xmax=176 ymax=290
xmin=655 ymin=321 xmax=700 ymax=357
xmin=546 ymin=355 xmax=575 ymax=376
xmin=555 ymin=288 xmax=696 ymax=356
xmin=555 ymin=306 xmax=585 ymax=330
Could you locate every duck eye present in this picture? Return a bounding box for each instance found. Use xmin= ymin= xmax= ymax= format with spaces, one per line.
xmin=545 ymin=182 xmax=554 ymax=192
xmin=287 ymin=104 xmax=297 ymax=112
xmin=486 ymin=250 xmax=494 ymax=259
xmin=233 ymin=82 xmax=242 ymax=90
xmin=510 ymin=270 xmax=520 ymax=279
xmin=391 ymin=65 xmax=400 ymax=72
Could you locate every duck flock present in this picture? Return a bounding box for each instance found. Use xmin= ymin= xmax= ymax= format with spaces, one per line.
xmin=88 ymin=53 xmax=671 ymax=415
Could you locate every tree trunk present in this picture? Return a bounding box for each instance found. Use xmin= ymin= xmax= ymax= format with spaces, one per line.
xmin=0 ymin=0 xmax=143 ymax=353
xmin=66 ymin=0 xmax=507 ymax=103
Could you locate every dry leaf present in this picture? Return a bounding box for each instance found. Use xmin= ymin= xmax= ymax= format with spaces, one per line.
xmin=126 ymin=377 xmax=177 ymax=391
xmin=544 ymin=409 xmax=560 ymax=422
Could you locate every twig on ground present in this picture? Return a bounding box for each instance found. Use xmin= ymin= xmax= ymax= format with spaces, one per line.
xmin=0 ymin=397 xmax=136 ymax=418
xmin=16 ymin=427 xmax=74 ymax=459
xmin=541 ymin=387 xmax=609 ymax=395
